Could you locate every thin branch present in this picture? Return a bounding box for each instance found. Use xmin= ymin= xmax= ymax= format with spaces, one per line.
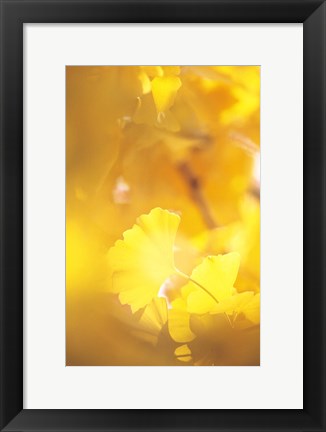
xmin=177 ymin=162 xmax=217 ymax=229
xmin=249 ymin=180 xmax=260 ymax=201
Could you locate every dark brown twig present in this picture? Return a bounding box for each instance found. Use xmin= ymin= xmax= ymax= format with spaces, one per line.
xmin=178 ymin=162 xmax=217 ymax=229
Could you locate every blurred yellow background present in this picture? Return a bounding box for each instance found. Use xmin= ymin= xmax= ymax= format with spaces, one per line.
xmin=66 ymin=66 xmax=260 ymax=366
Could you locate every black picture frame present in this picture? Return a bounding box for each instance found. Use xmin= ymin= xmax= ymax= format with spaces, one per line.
xmin=0 ymin=0 xmax=325 ymax=431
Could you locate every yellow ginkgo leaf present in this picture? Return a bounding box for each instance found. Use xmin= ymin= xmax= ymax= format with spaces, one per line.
xmin=151 ymin=76 xmax=182 ymax=115
xmin=139 ymin=297 xmax=168 ymax=333
xmin=141 ymin=66 xmax=164 ymax=78
xmin=108 ymin=208 xmax=180 ymax=312
xmin=209 ymin=291 xmax=260 ymax=325
xmin=175 ymin=344 xmax=192 ymax=362
xmin=168 ymin=307 xmax=196 ymax=343
xmin=133 ymin=297 xmax=168 ymax=346
xmin=133 ymin=93 xmax=180 ymax=132
xmin=210 ymin=291 xmax=254 ymax=315
xmin=138 ymin=70 xmax=151 ymax=94
xmin=241 ymin=293 xmax=260 ymax=324
xmin=162 ymin=66 xmax=181 ymax=76
xmin=186 ymin=253 xmax=240 ymax=315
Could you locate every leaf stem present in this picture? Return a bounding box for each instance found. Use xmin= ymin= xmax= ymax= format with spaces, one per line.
xmin=176 ymin=269 xmax=233 ymax=327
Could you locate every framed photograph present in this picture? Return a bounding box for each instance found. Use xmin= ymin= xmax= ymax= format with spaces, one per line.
xmin=0 ymin=0 xmax=325 ymax=431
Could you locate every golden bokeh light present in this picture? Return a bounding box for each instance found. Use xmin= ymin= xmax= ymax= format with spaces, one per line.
xmin=66 ymin=66 xmax=260 ymax=366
